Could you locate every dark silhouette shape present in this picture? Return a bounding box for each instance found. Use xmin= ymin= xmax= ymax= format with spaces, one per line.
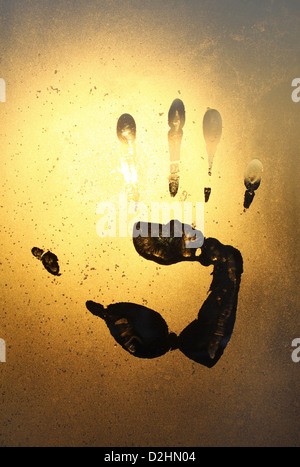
xmin=86 ymin=223 xmax=243 ymax=368
xmin=31 ymin=247 xmax=61 ymax=276
xmin=178 ymin=238 xmax=243 ymax=367
xmin=204 ymin=187 xmax=211 ymax=203
xmin=86 ymin=220 xmax=243 ymax=368
xmin=31 ymin=247 xmax=44 ymax=260
xmin=243 ymin=189 xmax=255 ymax=209
xmin=86 ymin=301 xmax=177 ymax=359
xmin=169 ymin=174 xmax=180 ymax=198
xmin=243 ymin=159 xmax=263 ymax=211
xmin=168 ymin=99 xmax=185 ymax=197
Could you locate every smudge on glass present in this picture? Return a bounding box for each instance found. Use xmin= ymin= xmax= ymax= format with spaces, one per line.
xmin=168 ymin=99 xmax=185 ymax=197
xmin=243 ymin=159 xmax=263 ymax=209
xmin=203 ymin=108 xmax=222 ymax=176
xmin=117 ymin=113 xmax=140 ymax=205
xmin=31 ymin=247 xmax=61 ymax=276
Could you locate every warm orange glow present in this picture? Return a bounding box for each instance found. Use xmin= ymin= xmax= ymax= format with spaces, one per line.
xmin=0 ymin=0 xmax=299 ymax=449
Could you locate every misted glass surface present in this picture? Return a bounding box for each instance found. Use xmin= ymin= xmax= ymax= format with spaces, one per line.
xmin=0 ymin=0 xmax=299 ymax=448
